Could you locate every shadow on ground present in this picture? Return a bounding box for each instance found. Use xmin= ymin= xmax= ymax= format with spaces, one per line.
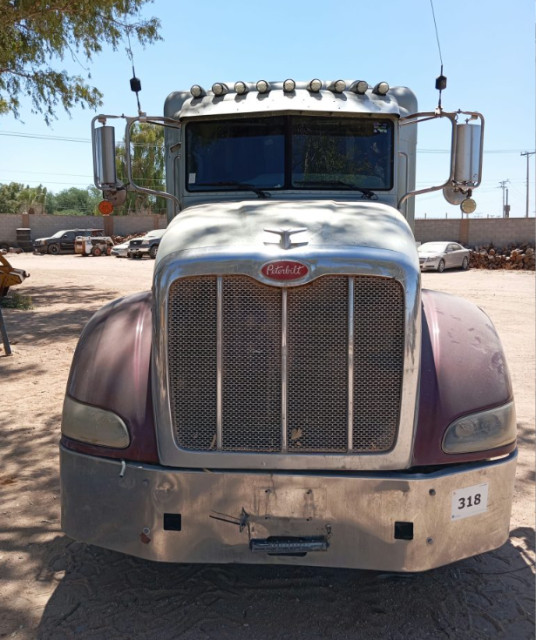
xmin=3 ymin=528 xmax=530 ymax=640
xmin=1 ymin=285 xmax=122 ymax=347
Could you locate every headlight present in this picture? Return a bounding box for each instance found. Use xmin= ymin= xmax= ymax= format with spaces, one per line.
xmin=442 ymin=402 xmax=516 ymax=454
xmin=62 ymin=395 xmax=130 ymax=448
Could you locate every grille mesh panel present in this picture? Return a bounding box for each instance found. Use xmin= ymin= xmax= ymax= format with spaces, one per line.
xmin=168 ymin=277 xmax=217 ymax=450
xmin=287 ymin=277 xmax=349 ymax=452
xmin=222 ymin=277 xmax=281 ymax=451
xmin=352 ymin=278 xmax=405 ymax=451
xmin=167 ymin=275 xmax=404 ymax=454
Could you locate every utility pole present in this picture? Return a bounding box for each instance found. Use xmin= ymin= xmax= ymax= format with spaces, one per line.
xmin=498 ymin=180 xmax=510 ymax=218
xmin=520 ymin=151 xmax=535 ymax=218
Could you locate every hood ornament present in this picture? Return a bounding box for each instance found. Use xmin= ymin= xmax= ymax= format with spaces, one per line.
xmin=264 ymin=227 xmax=308 ymax=250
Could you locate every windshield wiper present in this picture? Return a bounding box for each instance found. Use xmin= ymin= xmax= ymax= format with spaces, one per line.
xmin=196 ymin=181 xmax=271 ymax=199
xmin=293 ymin=180 xmax=378 ymax=200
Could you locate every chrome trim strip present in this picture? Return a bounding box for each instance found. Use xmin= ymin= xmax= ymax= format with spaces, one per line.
xmin=347 ymin=277 xmax=354 ymax=452
xmin=216 ymin=276 xmax=223 ymax=450
xmin=281 ymin=288 xmax=288 ymax=452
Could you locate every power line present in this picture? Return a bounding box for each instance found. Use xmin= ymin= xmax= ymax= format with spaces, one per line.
xmin=0 ymin=131 xmax=163 ymax=148
xmin=0 ymin=131 xmax=90 ymax=143
xmin=0 ymin=131 xmax=526 ymax=155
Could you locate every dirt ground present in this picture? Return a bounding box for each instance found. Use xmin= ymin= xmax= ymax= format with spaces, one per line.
xmin=1 ymin=254 xmax=534 ymax=640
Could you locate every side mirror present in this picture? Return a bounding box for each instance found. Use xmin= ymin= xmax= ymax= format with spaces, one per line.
xmin=94 ymin=124 xmax=118 ymax=188
xmin=454 ymin=123 xmax=482 ymax=186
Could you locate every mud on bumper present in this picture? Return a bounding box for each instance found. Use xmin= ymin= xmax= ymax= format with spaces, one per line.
xmin=60 ymin=447 xmax=517 ymax=572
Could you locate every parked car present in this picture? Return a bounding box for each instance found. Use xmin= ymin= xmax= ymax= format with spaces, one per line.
xmin=128 ymin=229 xmax=166 ymax=259
xmin=111 ymin=240 xmax=131 ymax=258
xmin=75 ymin=235 xmax=114 ymax=256
xmin=34 ymin=229 xmax=103 ymax=255
xmin=418 ymin=241 xmax=471 ymax=272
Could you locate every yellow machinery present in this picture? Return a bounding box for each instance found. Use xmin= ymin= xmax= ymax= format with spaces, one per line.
xmin=0 ymin=252 xmax=30 ymax=355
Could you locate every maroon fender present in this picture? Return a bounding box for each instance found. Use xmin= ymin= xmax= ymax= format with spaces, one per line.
xmin=61 ymin=291 xmax=159 ymax=463
xmin=412 ymin=289 xmax=516 ymax=466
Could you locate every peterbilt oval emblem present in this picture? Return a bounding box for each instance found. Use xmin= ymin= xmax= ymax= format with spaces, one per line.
xmin=261 ymin=260 xmax=309 ymax=281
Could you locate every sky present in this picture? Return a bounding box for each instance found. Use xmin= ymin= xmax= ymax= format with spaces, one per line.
xmin=0 ymin=0 xmax=534 ymax=219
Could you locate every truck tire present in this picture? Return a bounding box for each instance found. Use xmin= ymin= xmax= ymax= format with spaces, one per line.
xmin=48 ymin=243 xmax=60 ymax=255
xmin=437 ymin=259 xmax=445 ymax=273
xmin=92 ymin=246 xmax=102 ymax=257
xmin=149 ymin=245 xmax=158 ymax=259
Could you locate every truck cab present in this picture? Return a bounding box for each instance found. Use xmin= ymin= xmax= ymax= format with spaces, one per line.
xmin=60 ymin=79 xmax=516 ymax=572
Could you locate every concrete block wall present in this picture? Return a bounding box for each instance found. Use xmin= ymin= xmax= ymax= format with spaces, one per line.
xmin=0 ymin=213 xmax=167 ymax=245
xmin=2 ymin=212 xmax=534 ymax=250
xmin=415 ymin=218 xmax=535 ymax=247
xmin=0 ymin=215 xmax=20 ymax=246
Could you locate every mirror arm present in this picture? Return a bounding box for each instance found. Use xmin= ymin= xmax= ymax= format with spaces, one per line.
xmin=92 ymin=114 xmax=182 ymax=216
xmin=124 ymin=116 xmax=182 ymax=215
xmin=397 ymin=109 xmax=484 ymax=210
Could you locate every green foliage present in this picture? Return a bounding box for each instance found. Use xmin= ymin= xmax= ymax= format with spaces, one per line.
xmin=0 ymin=181 xmax=47 ymax=213
xmin=0 ymin=182 xmax=101 ymax=214
xmin=0 ymin=0 xmax=161 ymax=123
xmin=45 ymin=186 xmax=101 ymax=215
xmin=115 ymin=122 xmax=166 ymax=214
xmin=0 ymin=290 xmax=33 ymax=309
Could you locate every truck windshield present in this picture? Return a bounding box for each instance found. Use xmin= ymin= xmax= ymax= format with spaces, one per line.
xmin=186 ymin=116 xmax=393 ymax=193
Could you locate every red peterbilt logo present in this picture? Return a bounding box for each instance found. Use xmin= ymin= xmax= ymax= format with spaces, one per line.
xmin=261 ymin=260 xmax=309 ymax=281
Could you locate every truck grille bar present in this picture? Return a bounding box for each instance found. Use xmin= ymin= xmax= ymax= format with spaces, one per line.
xmin=167 ymin=275 xmax=405 ymax=455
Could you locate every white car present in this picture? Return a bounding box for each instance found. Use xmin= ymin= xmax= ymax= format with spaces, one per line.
xmin=418 ymin=241 xmax=471 ymax=272
xmin=111 ymin=241 xmax=131 ymax=258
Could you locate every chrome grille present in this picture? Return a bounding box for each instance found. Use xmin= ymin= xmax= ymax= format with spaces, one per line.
xmin=167 ymin=275 xmax=404 ymax=454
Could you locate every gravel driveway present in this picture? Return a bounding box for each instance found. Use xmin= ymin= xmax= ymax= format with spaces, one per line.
xmin=1 ymin=254 xmax=534 ymax=640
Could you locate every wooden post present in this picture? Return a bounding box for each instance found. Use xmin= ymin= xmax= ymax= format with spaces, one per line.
xmin=459 ymin=215 xmax=470 ymax=246
xmin=103 ymin=215 xmax=113 ymax=237
xmin=0 ymin=306 xmax=12 ymax=356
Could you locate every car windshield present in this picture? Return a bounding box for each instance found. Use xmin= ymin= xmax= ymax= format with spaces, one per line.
xmin=51 ymin=230 xmax=69 ymax=239
xmin=419 ymin=243 xmax=447 ymax=252
xmin=186 ymin=116 xmax=393 ymax=192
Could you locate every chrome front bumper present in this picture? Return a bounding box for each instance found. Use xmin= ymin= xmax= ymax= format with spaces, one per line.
xmin=60 ymin=447 xmax=517 ymax=572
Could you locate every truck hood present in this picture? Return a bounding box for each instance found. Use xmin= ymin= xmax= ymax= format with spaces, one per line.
xmin=158 ymin=200 xmax=417 ymax=262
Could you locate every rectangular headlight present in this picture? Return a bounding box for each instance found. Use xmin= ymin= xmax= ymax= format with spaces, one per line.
xmin=442 ymin=402 xmax=516 ymax=454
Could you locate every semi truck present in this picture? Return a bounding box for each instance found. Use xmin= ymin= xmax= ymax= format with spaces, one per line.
xmin=60 ymin=78 xmax=517 ymax=572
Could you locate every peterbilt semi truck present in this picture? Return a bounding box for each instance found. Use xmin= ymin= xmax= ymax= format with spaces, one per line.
xmin=60 ymin=78 xmax=517 ymax=572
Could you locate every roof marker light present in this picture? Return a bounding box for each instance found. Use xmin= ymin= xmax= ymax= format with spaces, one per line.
xmin=234 ymin=81 xmax=248 ymax=95
xmin=190 ymin=85 xmax=205 ymax=98
xmin=256 ymin=80 xmax=271 ymax=94
xmin=373 ymin=81 xmax=389 ymax=95
xmin=212 ymin=82 xmax=229 ymax=96
xmin=283 ymin=79 xmax=296 ymax=92
xmin=349 ymin=80 xmax=368 ymax=95
xmin=329 ymin=80 xmax=346 ymax=93
xmin=308 ymin=79 xmax=322 ymax=93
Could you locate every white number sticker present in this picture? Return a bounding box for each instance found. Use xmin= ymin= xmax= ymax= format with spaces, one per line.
xmin=451 ymin=483 xmax=488 ymax=520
